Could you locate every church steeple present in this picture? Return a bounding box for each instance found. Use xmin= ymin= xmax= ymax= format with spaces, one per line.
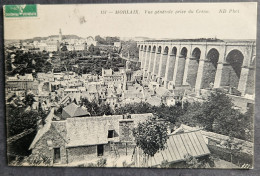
xmin=59 ymin=28 xmax=62 ymax=42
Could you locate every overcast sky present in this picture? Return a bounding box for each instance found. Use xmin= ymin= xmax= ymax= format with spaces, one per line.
xmin=4 ymin=2 xmax=257 ymax=40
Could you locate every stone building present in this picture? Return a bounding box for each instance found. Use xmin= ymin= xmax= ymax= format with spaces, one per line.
xmin=6 ymin=73 xmax=39 ymax=96
xmin=101 ymin=68 xmax=124 ymax=84
xmin=29 ymin=109 xmax=153 ymax=165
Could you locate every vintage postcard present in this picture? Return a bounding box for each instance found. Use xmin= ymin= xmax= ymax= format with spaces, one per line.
xmin=4 ymin=3 xmax=256 ymax=168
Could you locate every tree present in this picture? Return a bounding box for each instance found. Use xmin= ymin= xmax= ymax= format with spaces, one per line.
xmin=6 ymin=106 xmax=40 ymax=137
xmin=200 ymin=90 xmax=234 ymax=130
xmin=81 ymin=98 xmax=100 ymax=116
xmin=61 ymin=45 xmax=67 ymax=51
xmin=154 ymin=103 xmax=188 ymax=124
xmin=88 ymin=44 xmax=95 ymax=54
xmin=120 ymin=41 xmax=139 ymax=59
xmin=179 ymin=90 xmax=253 ymax=141
xmin=95 ymin=35 xmax=107 ymax=45
xmin=105 ymin=36 xmax=120 ymax=45
xmin=114 ymin=102 xmax=153 ymax=115
xmin=132 ymin=117 xmax=169 ymax=157
xmin=243 ymin=106 xmax=254 ymax=142
xmin=93 ymin=47 xmax=101 ymax=55
xmin=98 ymin=103 xmax=113 ymax=115
xmin=177 ymin=102 xmax=201 ymax=127
xmin=24 ymin=93 xmax=36 ymax=107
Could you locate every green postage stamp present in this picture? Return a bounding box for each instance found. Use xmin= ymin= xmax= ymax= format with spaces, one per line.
xmin=4 ymin=4 xmax=37 ymax=18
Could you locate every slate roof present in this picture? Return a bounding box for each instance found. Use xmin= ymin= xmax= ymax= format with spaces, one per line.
xmin=87 ymin=85 xmax=98 ymax=93
xmin=177 ymin=124 xmax=253 ymax=155
xmin=29 ymin=113 xmax=153 ymax=149
xmin=62 ymin=103 xmax=90 ymax=119
xmin=29 ymin=108 xmax=55 ymax=150
xmin=156 ymin=87 xmax=173 ymax=97
xmin=123 ymin=85 xmax=144 ymax=99
xmin=136 ymin=131 xmax=210 ymax=167
xmin=146 ymin=96 xmax=161 ymax=106
xmin=66 ymin=114 xmax=152 ymax=147
xmin=66 ymin=116 xmax=114 ymax=147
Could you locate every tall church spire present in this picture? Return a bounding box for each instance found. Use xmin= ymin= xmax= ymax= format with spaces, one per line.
xmin=59 ymin=28 xmax=62 ymax=42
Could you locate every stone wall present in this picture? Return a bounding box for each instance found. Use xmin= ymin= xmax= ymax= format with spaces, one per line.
xmin=145 ymin=52 xmax=151 ymax=71
xmin=208 ymin=140 xmax=253 ymax=167
xmin=186 ymin=59 xmax=199 ymax=88
xmin=220 ymin=65 xmax=239 ymax=88
xmin=201 ymin=61 xmax=217 ymax=89
xmin=245 ymin=68 xmax=255 ymax=95
xmin=67 ymin=144 xmax=110 ymax=163
xmin=175 ymin=57 xmax=186 ymax=86
xmin=153 ymin=53 xmax=161 ymax=76
xmin=149 ymin=52 xmax=156 ymax=73
xmin=228 ymin=94 xmax=254 ymax=113
xmin=119 ymin=120 xmax=134 ymax=142
xmin=31 ymin=124 xmax=67 ymax=164
xmin=165 ymin=55 xmax=176 ymax=81
xmin=159 ymin=54 xmax=168 ymax=78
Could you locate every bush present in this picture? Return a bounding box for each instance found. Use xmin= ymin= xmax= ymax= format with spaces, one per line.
xmin=97 ymin=158 xmax=107 ymax=167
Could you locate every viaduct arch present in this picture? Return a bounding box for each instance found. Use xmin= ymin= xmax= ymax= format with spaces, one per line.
xmin=137 ymin=40 xmax=256 ymax=96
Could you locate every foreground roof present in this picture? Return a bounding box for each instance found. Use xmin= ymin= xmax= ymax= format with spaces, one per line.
xmin=29 ymin=108 xmax=55 ymax=150
xmin=66 ymin=113 xmax=153 ymax=147
xmin=29 ymin=113 xmax=153 ymax=149
xmin=136 ymin=131 xmax=210 ymax=167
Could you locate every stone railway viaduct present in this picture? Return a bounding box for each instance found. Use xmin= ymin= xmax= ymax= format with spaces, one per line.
xmin=137 ymin=40 xmax=256 ymax=96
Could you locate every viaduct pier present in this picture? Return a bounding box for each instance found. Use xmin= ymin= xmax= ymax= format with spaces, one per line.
xmin=137 ymin=39 xmax=256 ymax=97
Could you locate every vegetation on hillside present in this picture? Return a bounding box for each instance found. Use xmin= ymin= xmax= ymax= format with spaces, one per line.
xmin=116 ymin=91 xmax=254 ymax=142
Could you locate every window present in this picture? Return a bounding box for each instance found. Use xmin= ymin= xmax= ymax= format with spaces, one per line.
xmin=53 ymin=148 xmax=61 ymax=163
xmin=97 ymin=145 xmax=104 ymax=156
xmin=108 ymin=130 xmax=114 ymax=138
xmin=247 ymin=103 xmax=253 ymax=109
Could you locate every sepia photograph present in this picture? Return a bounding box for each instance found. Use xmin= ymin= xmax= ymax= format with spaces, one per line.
xmin=3 ymin=2 xmax=257 ymax=169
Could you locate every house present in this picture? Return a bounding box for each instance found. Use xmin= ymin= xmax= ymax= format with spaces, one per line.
xmin=106 ymin=91 xmax=119 ymax=109
xmin=148 ymin=81 xmax=160 ymax=91
xmin=101 ymin=68 xmax=124 ymax=84
xmin=156 ymin=87 xmax=175 ymax=106
xmin=87 ymin=85 xmax=99 ymax=102
xmin=133 ymin=130 xmax=210 ymax=167
xmin=6 ymin=74 xmax=39 ymax=95
xmin=146 ymin=96 xmax=161 ymax=106
xmin=29 ymin=112 xmax=153 ymax=165
xmin=62 ymin=103 xmax=90 ymax=119
xmin=64 ymin=88 xmax=79 ymax=96
xmin=122 ymin=84 xmax=144 ymax=104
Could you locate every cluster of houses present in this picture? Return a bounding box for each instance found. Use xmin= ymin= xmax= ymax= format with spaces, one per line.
xmin=27 ymin=105 xmax=253 ymax=168
xmin=6 ymin=29 xmax=98 ymax=53
xmin=6 ymin=61 xmax=178 ymax=113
